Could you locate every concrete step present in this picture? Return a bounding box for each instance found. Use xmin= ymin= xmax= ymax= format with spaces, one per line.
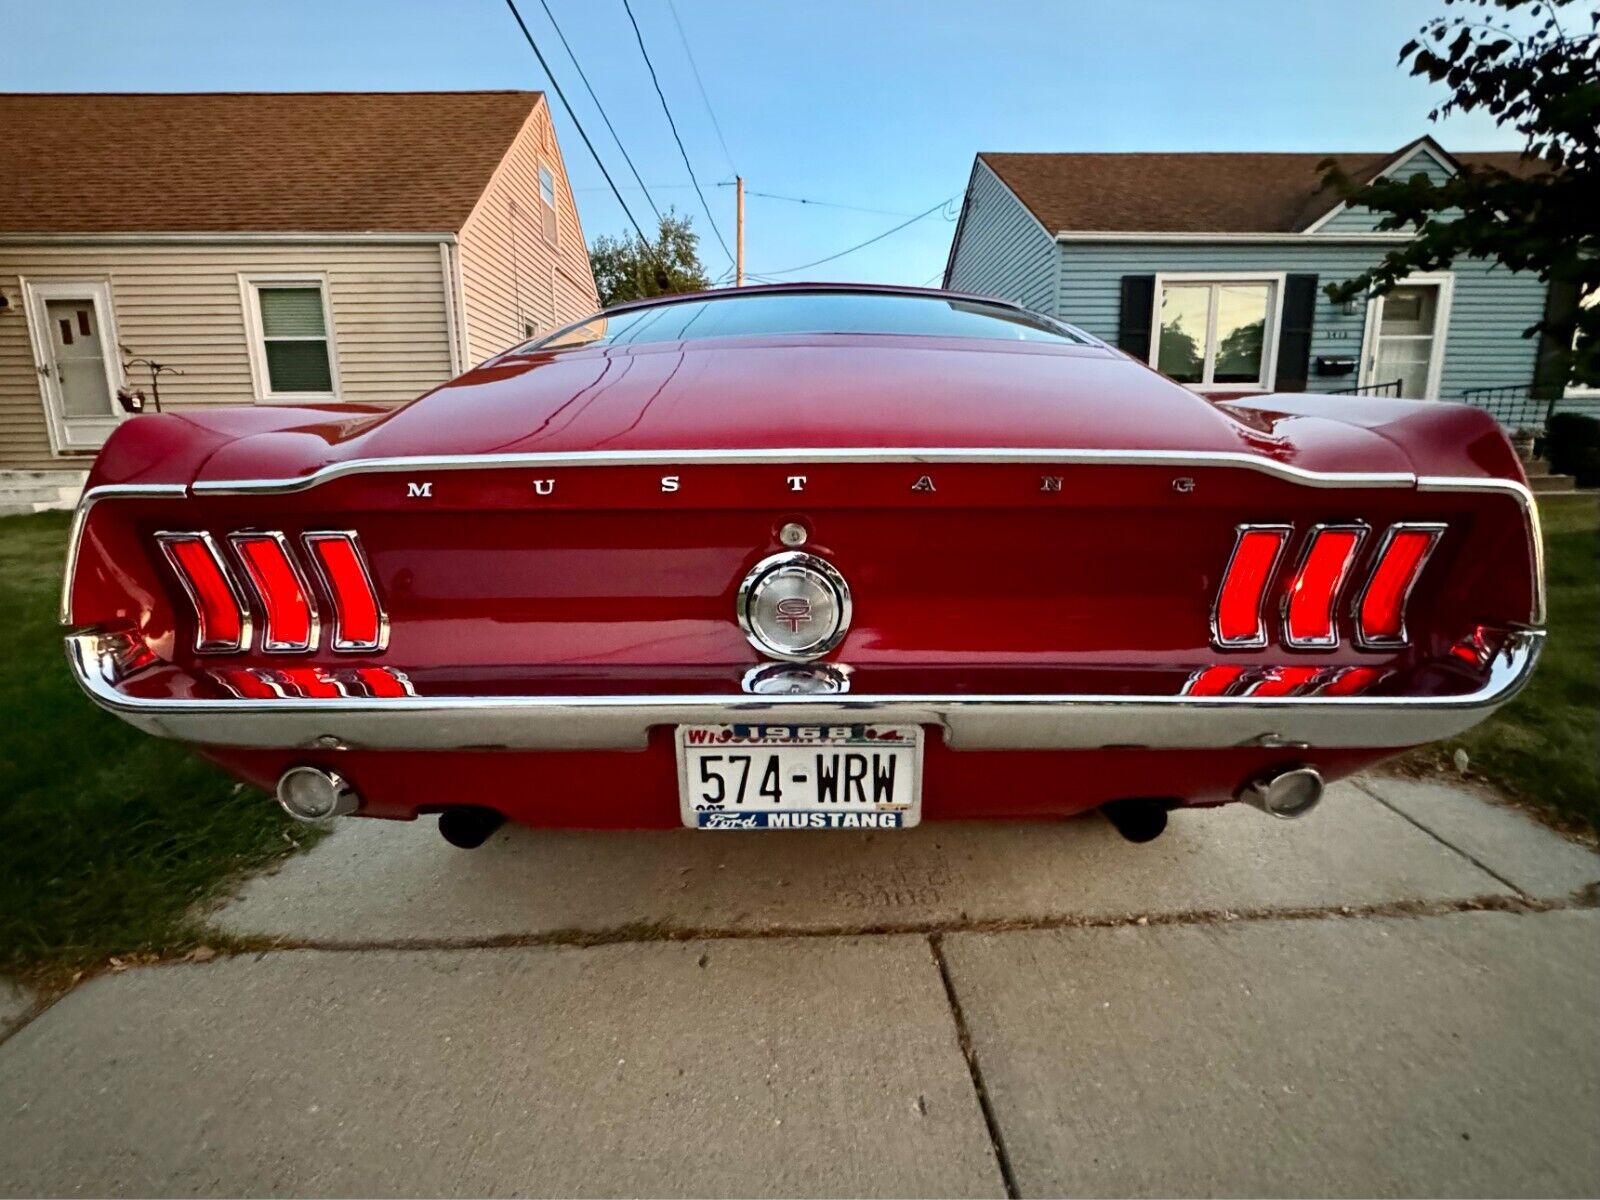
xmin=1528 ymin=473 xmax=1578 ymax=493
xmin=0 ymin=470 xmax=86 ymax=513
xmin=0 ymin=502 xmax=60 ymax=517
xmin=1521 ymin=458 xmax=1552 ymax=477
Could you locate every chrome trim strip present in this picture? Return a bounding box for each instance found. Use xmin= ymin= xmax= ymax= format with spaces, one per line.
xmin=60 ymin=483 xmax=188 ymax=625
xmin=1280 ymin=523 xmax=1370 ymax=651
xmin=66 ymin=630 xmax=1543 ymax=753
xmin=191 ymin=448 xmax=1418 ymax=497
xmin=1416 ymin=475 xmax=1545 ymax=625
xmin=1352 ymin=522 xmax=1447 ymax=651
xmin=227 ymin=531 xmax=321 ymax=654
xmin=154 ymin=532 xmax=253 ymax=655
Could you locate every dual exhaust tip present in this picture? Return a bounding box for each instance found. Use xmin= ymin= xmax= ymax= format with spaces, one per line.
xmin=1102 ymin=765 xmax=1325 ymax=843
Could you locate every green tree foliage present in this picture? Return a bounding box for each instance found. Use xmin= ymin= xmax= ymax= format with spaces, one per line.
xmin=589 ymin=210 xmax=712 ymax=307
xmin=1322 ymin=0 xmax=1599 ymax=387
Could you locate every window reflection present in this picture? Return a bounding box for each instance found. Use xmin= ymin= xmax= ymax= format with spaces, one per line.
xmin=1155 ymin=279 xmax=1274 ymax=387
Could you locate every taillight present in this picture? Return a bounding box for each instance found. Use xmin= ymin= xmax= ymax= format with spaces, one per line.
xmin=156 ymin=532 xmax=249 ymax=653
xmin=303 ymin=532 xmax=386 ymax=652
xmin=1282 ymin=525 xmax=1366 ymax=650
xmin=274 ymin=665 xmax=347 ymax=698
xmin=1356 ymin=524 xmax=1444 ymax=648
xmin=229 ymin=532 xmax=318 ymax=653
xmin=1213 ymin=525 xmax=1290 ymax=649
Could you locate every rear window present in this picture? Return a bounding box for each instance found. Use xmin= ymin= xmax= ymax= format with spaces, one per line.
xmin=518 ymin=291 xmax=1092 ymax=353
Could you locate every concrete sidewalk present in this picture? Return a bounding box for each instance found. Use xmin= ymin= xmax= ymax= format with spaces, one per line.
xmin=1 ymin=774 xmax=1596 ymax=1197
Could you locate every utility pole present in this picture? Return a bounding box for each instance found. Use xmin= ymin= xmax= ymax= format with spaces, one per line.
xmin=735 ymin=175 xmax=745 ymax=287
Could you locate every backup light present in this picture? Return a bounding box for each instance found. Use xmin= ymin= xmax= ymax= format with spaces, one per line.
xmin=157 ymin=532 xmax=249 ymax=653
xmin=1213 ymin=526 xmax=1290 ymax=648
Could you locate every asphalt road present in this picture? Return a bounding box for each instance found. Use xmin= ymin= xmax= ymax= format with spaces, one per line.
xmin=2 ymin=774 xmax=1596 ymax=1198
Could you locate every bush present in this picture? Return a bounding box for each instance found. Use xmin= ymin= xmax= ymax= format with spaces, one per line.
xmin=1546 ymin=414 xmax=1600 ymax=488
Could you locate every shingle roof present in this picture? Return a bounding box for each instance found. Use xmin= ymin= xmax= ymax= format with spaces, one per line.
xmin=0 ymin=91 xmax=544 ymax=234
xmin=978 ymin=144 xmax=1541 ymax=235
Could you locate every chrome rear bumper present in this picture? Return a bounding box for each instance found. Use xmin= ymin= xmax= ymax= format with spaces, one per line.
xmin=66 ymin=631 xmax=1542 ymax=753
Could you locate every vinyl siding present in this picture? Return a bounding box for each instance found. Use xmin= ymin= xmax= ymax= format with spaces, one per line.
xmin=457 ymin=100 xmax=600 ymax=365
xmin=1053 ymin=241 xmax=1545 ymax=399
xmin=1313 ymin=144 xmax=1456 ymax=234
xmin=0 ymin=241 xmax=453 ymax=470
xmin=945 ymin=159 xmax=1055 ymax=314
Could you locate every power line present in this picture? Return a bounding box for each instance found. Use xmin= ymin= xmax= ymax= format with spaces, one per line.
xmin=716 ymin=184 xmax=918 ymax=218
xmin=620 ymin=0 xmax=735 ymax=268
xmin=663 ymin=0 xmax=736 ymax=175
xmin=502 ymin=0 xmax=654 ymax=252
xmin=533 ymin=0 xmax=662 ymax=226
xmin=754 ymin=197 xmax=956 ymax=276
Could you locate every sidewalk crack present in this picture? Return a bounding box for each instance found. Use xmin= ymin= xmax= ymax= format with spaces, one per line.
xmin=1354 ymin=778 xmax=1530 ymax=898
xmin=929 ymin=932 xmax=1019 ymax=1200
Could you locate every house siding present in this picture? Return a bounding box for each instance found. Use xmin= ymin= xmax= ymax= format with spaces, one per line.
xmin=1314 ymin=144 xmax=1457 ymax=234
xmin=0 ymin=240 xmax=453 ymax=471
xmin=457 ymin=100 xmax=600 ymax=365
xmin=1053 ymin=241 xmax=1545 ymax=399
xmin=945 ymin=159 xmax=1055 ymax=313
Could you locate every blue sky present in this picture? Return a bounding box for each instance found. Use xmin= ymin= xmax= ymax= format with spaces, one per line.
xmin=2 ymin=0 xmax=1523 ymax=287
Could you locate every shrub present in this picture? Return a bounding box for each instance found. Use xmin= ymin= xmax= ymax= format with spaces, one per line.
xmin=1546 ymin=414 xmax=1600 ymax=488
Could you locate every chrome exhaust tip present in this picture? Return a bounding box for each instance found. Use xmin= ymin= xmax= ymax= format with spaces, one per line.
xmin=1238 ymin=765 xmax=1324 ymax=820
xmin=276 ymin=765 xmax=359 ymax=822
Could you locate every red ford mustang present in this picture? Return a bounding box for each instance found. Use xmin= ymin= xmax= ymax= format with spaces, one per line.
xmin=63 ymin=284 xmax=1543 ymax=846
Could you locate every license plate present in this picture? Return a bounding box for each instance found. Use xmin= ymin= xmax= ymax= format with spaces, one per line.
xmin=676 ymin=724 xmax=923 ymax=829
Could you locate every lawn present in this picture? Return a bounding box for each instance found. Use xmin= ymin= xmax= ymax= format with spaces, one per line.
xmin=0 ymin=512 xmax=321 ymax=986
xmin=1401 ymin=494 xmax=1600 ymax=836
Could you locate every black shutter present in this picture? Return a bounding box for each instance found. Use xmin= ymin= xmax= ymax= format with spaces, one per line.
xmin=1117 ymin=275 xmax=1156 ymax=362
xmin=1273 ymin=274 xmax=1319 ymax=392
xmin=1533 ymin=279 xmax=1579 ymax=401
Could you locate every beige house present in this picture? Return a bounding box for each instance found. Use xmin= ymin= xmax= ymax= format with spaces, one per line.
xmin=0 ymin=90 xmax=599 ymax=502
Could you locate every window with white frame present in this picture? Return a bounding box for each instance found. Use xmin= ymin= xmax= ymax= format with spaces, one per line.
xmin=538 ymin=164 xmax=558 ymax=244
xmin=1154 ymin=277 xmax=1279 ymax=388
xmin=243 ymin=277 xmax=338 ymax=399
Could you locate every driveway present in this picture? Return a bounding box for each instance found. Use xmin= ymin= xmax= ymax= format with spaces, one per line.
xmin=2 ymin=774 xmax=1597 ymax=1197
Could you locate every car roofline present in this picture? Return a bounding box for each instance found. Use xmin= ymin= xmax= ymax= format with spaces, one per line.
xmin=510 ymin=282 xmax=1104 ymax=356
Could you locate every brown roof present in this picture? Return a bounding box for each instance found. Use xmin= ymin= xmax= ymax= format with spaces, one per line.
xmin=0 ymin=90 xmax=543 ymax=234
xmin=979 ymin=144 xmax=1541 ymax=235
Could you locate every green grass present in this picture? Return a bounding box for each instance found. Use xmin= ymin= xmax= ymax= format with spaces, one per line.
xmin=1402 ymin=494 xmax=1600 ymax=836
xmin=0 ymin=512 xmax=321 ymax=985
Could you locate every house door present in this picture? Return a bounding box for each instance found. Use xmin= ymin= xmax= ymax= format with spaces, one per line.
xmin=23 ymin=279 xmax=125 ymax=453
xmin=1361 ymin=276 xmax=1453 ymax=398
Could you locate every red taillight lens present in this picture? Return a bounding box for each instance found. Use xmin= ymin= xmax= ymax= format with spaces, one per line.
xmin=1357 ymin=525 xmax=1444 ymax=648
xmin=1283 ymin=526 xmax=1366 ymax=649
xmin=1245 ymin=665 xmax=1321 ymax=697
xmin=212 ymin=667 xmax=282 ymax=699
xmin=1184 ymin=665 xmax=1246 ymax=696
xmin=157 ymin=533 xmax=248 ymax=653
xmin=1213 ymin=526 xmax=1290 ymax=648
xmin=230 ymin=533 xmax=317 ymax=652
xmin=303 ymin=533 xmax=385 ymax=652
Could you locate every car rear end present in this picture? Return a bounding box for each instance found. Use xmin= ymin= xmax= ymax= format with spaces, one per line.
xmin=63 ymin=443 xmax=1542 ymax=833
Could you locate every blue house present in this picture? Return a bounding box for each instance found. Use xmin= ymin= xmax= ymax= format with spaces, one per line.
xmin=944 ymin=137 xmax=1594 ymax=426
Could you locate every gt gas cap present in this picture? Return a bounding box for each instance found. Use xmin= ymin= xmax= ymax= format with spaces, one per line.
xmin=736 ymin=551 xmax=852 ymax=662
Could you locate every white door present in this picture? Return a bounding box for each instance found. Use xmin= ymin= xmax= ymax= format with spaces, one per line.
xmin=23 ymin=279 xmax=125 ymax=453
xmin=1361 ymin=275 xmax=1453 ymax=399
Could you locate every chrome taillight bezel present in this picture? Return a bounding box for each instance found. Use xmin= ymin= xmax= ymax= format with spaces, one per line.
xmin=155 ymin=531 xmax=252 ymax=655
xmin=1352 ymin=522 xmax=1446 ymax=650
xmin=1210 ymin=523 xmax=1292 ymax=650
xmin=1279 ymin=522 xmax=1370 ymax=652
xmin=227 ymin=530 xmax=321 ymax=654
xmin=301 ymin=531 xmax=389 ymax=653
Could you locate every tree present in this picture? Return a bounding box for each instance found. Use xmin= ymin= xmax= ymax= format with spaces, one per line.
xmin=1321 ymin=0 xmax=1599 ymax=389
xmin=588 ymin=210 xmax=712 ymax=307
